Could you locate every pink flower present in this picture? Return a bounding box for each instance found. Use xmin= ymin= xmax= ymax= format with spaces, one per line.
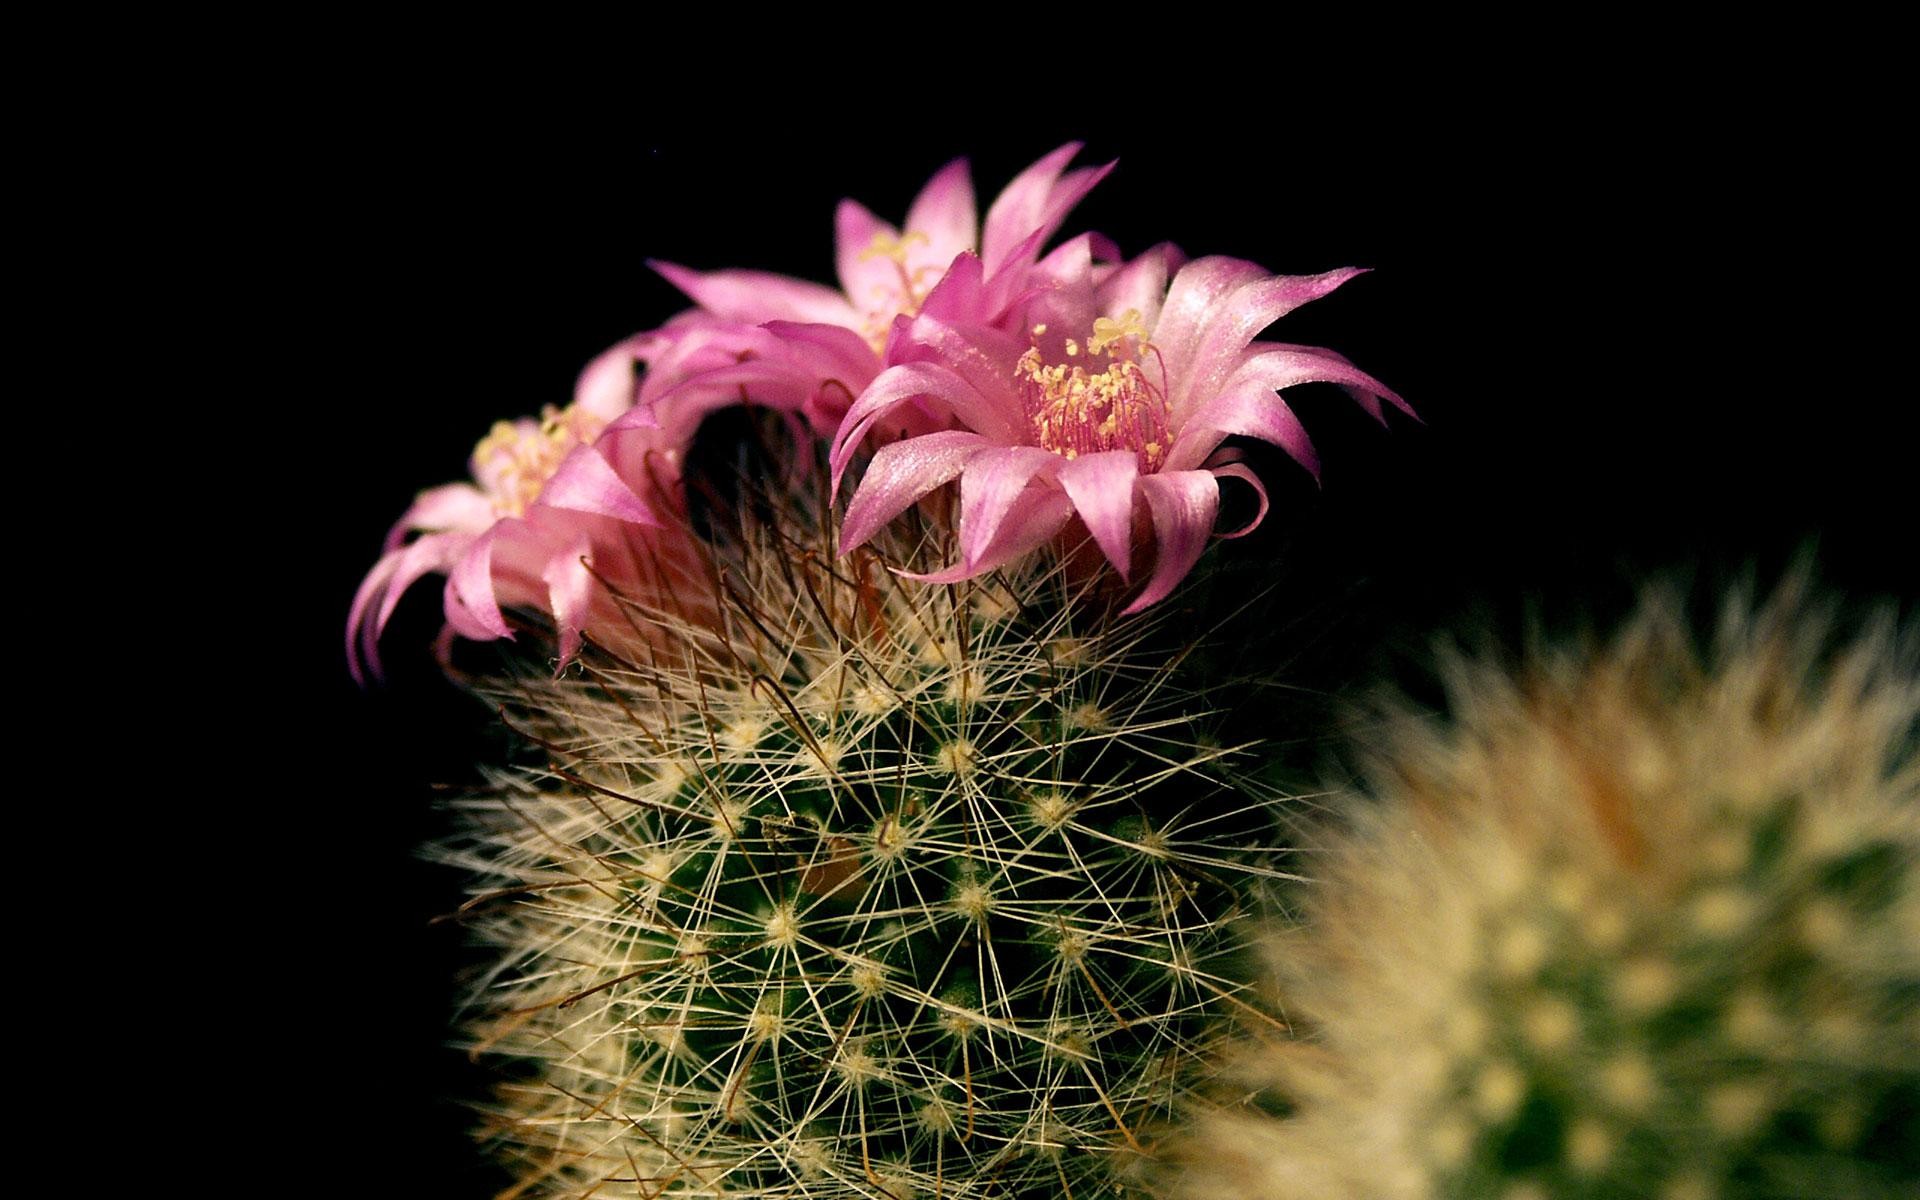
xmin=829 ymin=245 xmax=1410 ymax=611
xmin=644 ymin=144 xmax=1115 ymax=436
xmin=346 ymin=333 xmax=713 ymax=683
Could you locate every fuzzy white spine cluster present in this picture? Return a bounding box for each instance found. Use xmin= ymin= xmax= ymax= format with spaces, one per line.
xmin=1170 ymin=584 xmax=1920 ymax=1200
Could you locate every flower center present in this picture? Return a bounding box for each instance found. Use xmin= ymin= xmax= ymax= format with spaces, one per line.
xmin=470 ymin=401 xmax=609 ymax=518
xmin=856 ymin=229 xmax=942 ymax=352
xmin=1017 ymin=311 xmax=1171 ymax=470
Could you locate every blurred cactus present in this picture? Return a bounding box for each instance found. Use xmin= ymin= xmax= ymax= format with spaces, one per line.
xmin=1168 ymin=584 xmax=1920 ymax=1200
xmin=437 ymin=481 xmax=1291 ymax=1199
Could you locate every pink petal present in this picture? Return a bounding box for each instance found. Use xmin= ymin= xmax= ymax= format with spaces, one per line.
xmin=980 ymin=144 xmax=1116 ymax=275
xmin=446 ymin=525 xmax=515 ymax=640
xmin=1150 ymin=257 xmax=1271 ymax=406
xmin=1209 ymin=461 xmax=1270 ymax=539
xmin=831 ymin=362 xmax=1023 ymax=494
xmin=1095 ymin=242 xmax=1185 ymax=332
xmin=1055 ymin=450 xmax=1140 ymax=581
xmin=347 ymin=531 xmax=471 ymax=684
xmin=900 ymin=490 xmax=1075 ymax=584
xmin=573 ymin=336 xmax=647 ymax=422
xmin=542 ymin=535 xmax=595 ymax=671
xmin=538 ymin=444 xmax=659 ymax=526
xmin=914 ymin=251 xmax=990 ymax=326
xmin=650 ymin=260 xmax=859 ymax=328
xmin=838 ymin=430 xmax=991 ymax=554
xmin=1167 ymin=347 xmax=1405 ymax=473
xmin=958 ymin=446 xmax=1062 ymax=568
xmin=1125 ymin=470 xmax=1220 ymax=614
xmin=761 ymin=321 xmax=881 ymax=388
xmin=371 ymin=531 xmax=474 ymax=645
xmin=386 ymin=483 xmax=493 ymax=550
xmin=893 ymin=310 xmax=1026 ymax=403
xmin=904 ymin=157 xmax=978 ymax=259
xmin=1025 ymin=235 xmax=1099 ymax=348
xmin=834 ymin=199 xmax=900 ymax=306
xmin=1174 ymin=268 xmax=1370 ymax=425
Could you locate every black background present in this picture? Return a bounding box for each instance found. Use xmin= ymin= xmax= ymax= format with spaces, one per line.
xmin=285 ymin=90 xmax=1912 ymax=1193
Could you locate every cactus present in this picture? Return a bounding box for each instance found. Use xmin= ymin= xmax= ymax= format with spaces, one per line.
xmin=1169 ymin=584 xmax=1920 ymax=1200
xmin=436 ymin=472 xmax=1291 ymax=1199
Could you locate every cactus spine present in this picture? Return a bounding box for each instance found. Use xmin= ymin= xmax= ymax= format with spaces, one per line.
xmin=440 ymin=484 xmax=1289 ymax=1199
xmin=1170 ymin=586 xmax=1920 ymax=1200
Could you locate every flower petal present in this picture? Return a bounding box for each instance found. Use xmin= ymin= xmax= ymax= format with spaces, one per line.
xmin=839 ymin=430 xmax=990 ymax=555
xmin=542 ymin=535 xmax=595 ymax=671
xmin=539 ymin=444 xmax=660 ymax=526
xmin=835 ymin=199 xmax=900 ymax=306
xmin=347 ymin=531 xmax=471 ymax=684
xmin=980 ymin=143 xmax=1115 ymax=275
xmin=386 ymin=483 xmax=493 ymax=550
xmin=650 ymin=260 xmax=859 ymax=327
xmin=1167 ymin=347 xmax=1405 ymax=473
xmin=894 ymin=310 xmax=1026 ymax=403
xmin=831 ymin=362 xmax=1023 ymax=494
xmin=900 ymin=490 xmax=1075 ymax=584
xmin=1209 ymin=461 xmax=1270 ymax=539
xmin=1151 ymin=257 xmax=1272 ymax=404
xmin=1095 ymin=242 xmax=1185 ymax=332
xmin=905 ymin=157 xmax=978 ymax=259
xmin=1175 ymin=268 xmax=1370 ymax=425
xmin=573 ymin=336 xmax=647 ymax=422
xmin=1125 ymin=470 xmax=1220 ymax=614
xmin=1055 ymin=450 xmax=1140 ymax=581
xmin=914 ymin=251 xmax=990 ymax=326
xmin=446 ymin=525 xmax=515 ymax=640
xmin=958 ymin=446 xmax=1063 ymax=568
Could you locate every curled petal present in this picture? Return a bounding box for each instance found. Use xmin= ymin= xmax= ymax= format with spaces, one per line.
xmin=347 ymin=531 xmax=472 ymax=684
xmin=1056 ymin=450 xmax=1140 ymax=580
xmin=958 ymin=446 xmax=1062 ymax=568
xmin=839 ymin=430 xmax=990 ymax=555
xmin=1125 ymin=470 xmax=1220 ymax=615
xmin=446 ymin=525 xmax=514 ymax=640
xmin=649 ymin=260 xmax=859 ymax=328
xmin=540 ymin=445 xmax=659 ymax=526
xmin=386 ymin=483 xmax=493 ymax=550
xmin=901 ymin=490 xmax=1075 ymax=584
xmin=1209 ymin=462 xmax=1270 ymax=539
xmin=542 ymin=535 xmax=595 ymax=671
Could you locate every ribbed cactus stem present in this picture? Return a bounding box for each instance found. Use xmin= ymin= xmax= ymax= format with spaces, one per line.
xmin=438 ymin=485 xmax=1292 ymax=1198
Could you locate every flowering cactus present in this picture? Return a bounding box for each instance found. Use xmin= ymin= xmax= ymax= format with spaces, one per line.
xmin=352 ymin=142 xmax=1409 ymax=1197
xmin=1167 ymin=584 xmax=1920 ymax=1200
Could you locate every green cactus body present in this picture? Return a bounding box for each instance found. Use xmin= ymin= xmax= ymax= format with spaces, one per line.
xmin=1173 ymin=587 xmax=1920 ymax=1200
xmin=442 ymin=510 xmax=1287 ymax=1198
